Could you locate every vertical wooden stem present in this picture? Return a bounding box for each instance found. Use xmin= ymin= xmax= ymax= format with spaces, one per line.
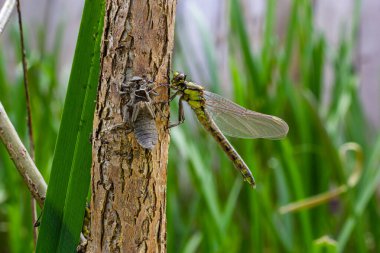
xmin=89 ymin=1 xmax=176 ymax=252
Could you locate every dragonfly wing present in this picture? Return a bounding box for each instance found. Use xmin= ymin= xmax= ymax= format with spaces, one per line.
xmin=204 ymin=91 xmax=289 ymax=139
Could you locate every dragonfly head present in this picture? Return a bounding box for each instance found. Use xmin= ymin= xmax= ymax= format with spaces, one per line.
xmin=171 ymin=71 xmax=187 ymax=90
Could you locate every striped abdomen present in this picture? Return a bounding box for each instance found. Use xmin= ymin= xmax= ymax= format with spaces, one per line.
xmin=194 ymin=107 xmax=256 ymax=187
xmin=133 ymin=105 xmax=158 ymax=150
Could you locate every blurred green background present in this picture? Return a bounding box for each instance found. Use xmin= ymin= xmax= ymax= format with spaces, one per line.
xmin=1 ymin=0 xmax=380 ymax=252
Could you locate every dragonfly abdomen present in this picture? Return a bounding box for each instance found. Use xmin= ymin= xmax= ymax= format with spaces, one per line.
xmin=195 ymin=108 xmax=256 ymax=187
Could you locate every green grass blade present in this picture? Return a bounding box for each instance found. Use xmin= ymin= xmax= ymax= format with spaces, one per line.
xmin=56 ymin=2 xmax=104 ymax=252
xmin=337 ymin=135 xmax=380 ymax=252
xmin=183 ymin=232 xmax=203 ymax=253
xmin=36 ymin=0 xmax=104 ymax=252
xmin=230 ymin=0 xmax=263 ymax=95
xmin=221 ymin=178 xmax=242 ymax=230
xmin=313 ymin=236 xmax=338 ymax=253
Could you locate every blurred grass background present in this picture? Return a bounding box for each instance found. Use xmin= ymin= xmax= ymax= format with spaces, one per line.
xmin=1 ymin=0 xmax=380 ymax=252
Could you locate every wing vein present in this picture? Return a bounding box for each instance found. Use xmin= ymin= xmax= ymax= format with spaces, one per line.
xmin=204 ymin=91 xmax=288 ymax=139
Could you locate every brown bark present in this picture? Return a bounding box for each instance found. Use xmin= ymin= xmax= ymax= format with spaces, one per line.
xmin=88 ymin=1 xmax=176 ymax=252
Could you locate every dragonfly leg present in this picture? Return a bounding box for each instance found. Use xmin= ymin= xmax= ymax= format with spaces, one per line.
xmin=100 ymin=104 xmax=133 ymax=134
xmin=147 ymin=82 xmax=170 ymax=100
xmin=153 ymin=100 xmax=169 ymax=105
xmin=148 ymin=89 xmax=159 ymax=97
xmin=102 ymin=123 xmax=133 ymax=134
xmin=147 ymin=83 xmax=165 ymax=96
xmin=169 ymin=98 xmax=185 ymax=128
xmin=145 ymin=102 xmax=156 ymax=119
xmin=122 ymin=103 xmax=131 ymax=123
xmin=169 ymin=90 xmax=181 ymax=102
xmin=152 ymin=90 xmax=181 ymax=105
xmin=131 ymin=103 xmax=141 ymax=122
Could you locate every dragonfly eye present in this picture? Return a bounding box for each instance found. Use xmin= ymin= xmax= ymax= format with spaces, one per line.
xmin=173 ymin=71 xmax=186 ymax=83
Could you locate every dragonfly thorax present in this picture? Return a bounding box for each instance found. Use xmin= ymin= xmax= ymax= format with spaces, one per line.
xmin=171 ymin=71 xmax=205 ymax=92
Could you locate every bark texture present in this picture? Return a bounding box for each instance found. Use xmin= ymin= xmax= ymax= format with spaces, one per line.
xmin=88 ymin=1 xmax=176 ymax=252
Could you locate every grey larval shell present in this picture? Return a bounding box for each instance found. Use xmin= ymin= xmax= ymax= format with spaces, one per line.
xmin=121 ymin=76 xmax=158 ymax=150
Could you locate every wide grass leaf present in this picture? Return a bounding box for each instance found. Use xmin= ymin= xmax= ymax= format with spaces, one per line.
xmin=36 ymin=0 xmax=104 ymax=252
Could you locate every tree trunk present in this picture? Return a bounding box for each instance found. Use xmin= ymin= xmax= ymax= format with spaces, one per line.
xmin=88 ymin=1 xmax=176 ymax=252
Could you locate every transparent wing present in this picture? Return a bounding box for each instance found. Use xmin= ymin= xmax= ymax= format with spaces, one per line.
xmin=204 ymin=91 xmax=289 ymax=139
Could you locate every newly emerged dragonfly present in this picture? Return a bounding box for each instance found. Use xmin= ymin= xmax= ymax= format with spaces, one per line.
xmin=169 ymin=72 xmax=289 ymax=187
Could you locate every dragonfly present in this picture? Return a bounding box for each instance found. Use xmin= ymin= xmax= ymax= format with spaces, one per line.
xmin=169 ymin=72 xmax=289 ymax=187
